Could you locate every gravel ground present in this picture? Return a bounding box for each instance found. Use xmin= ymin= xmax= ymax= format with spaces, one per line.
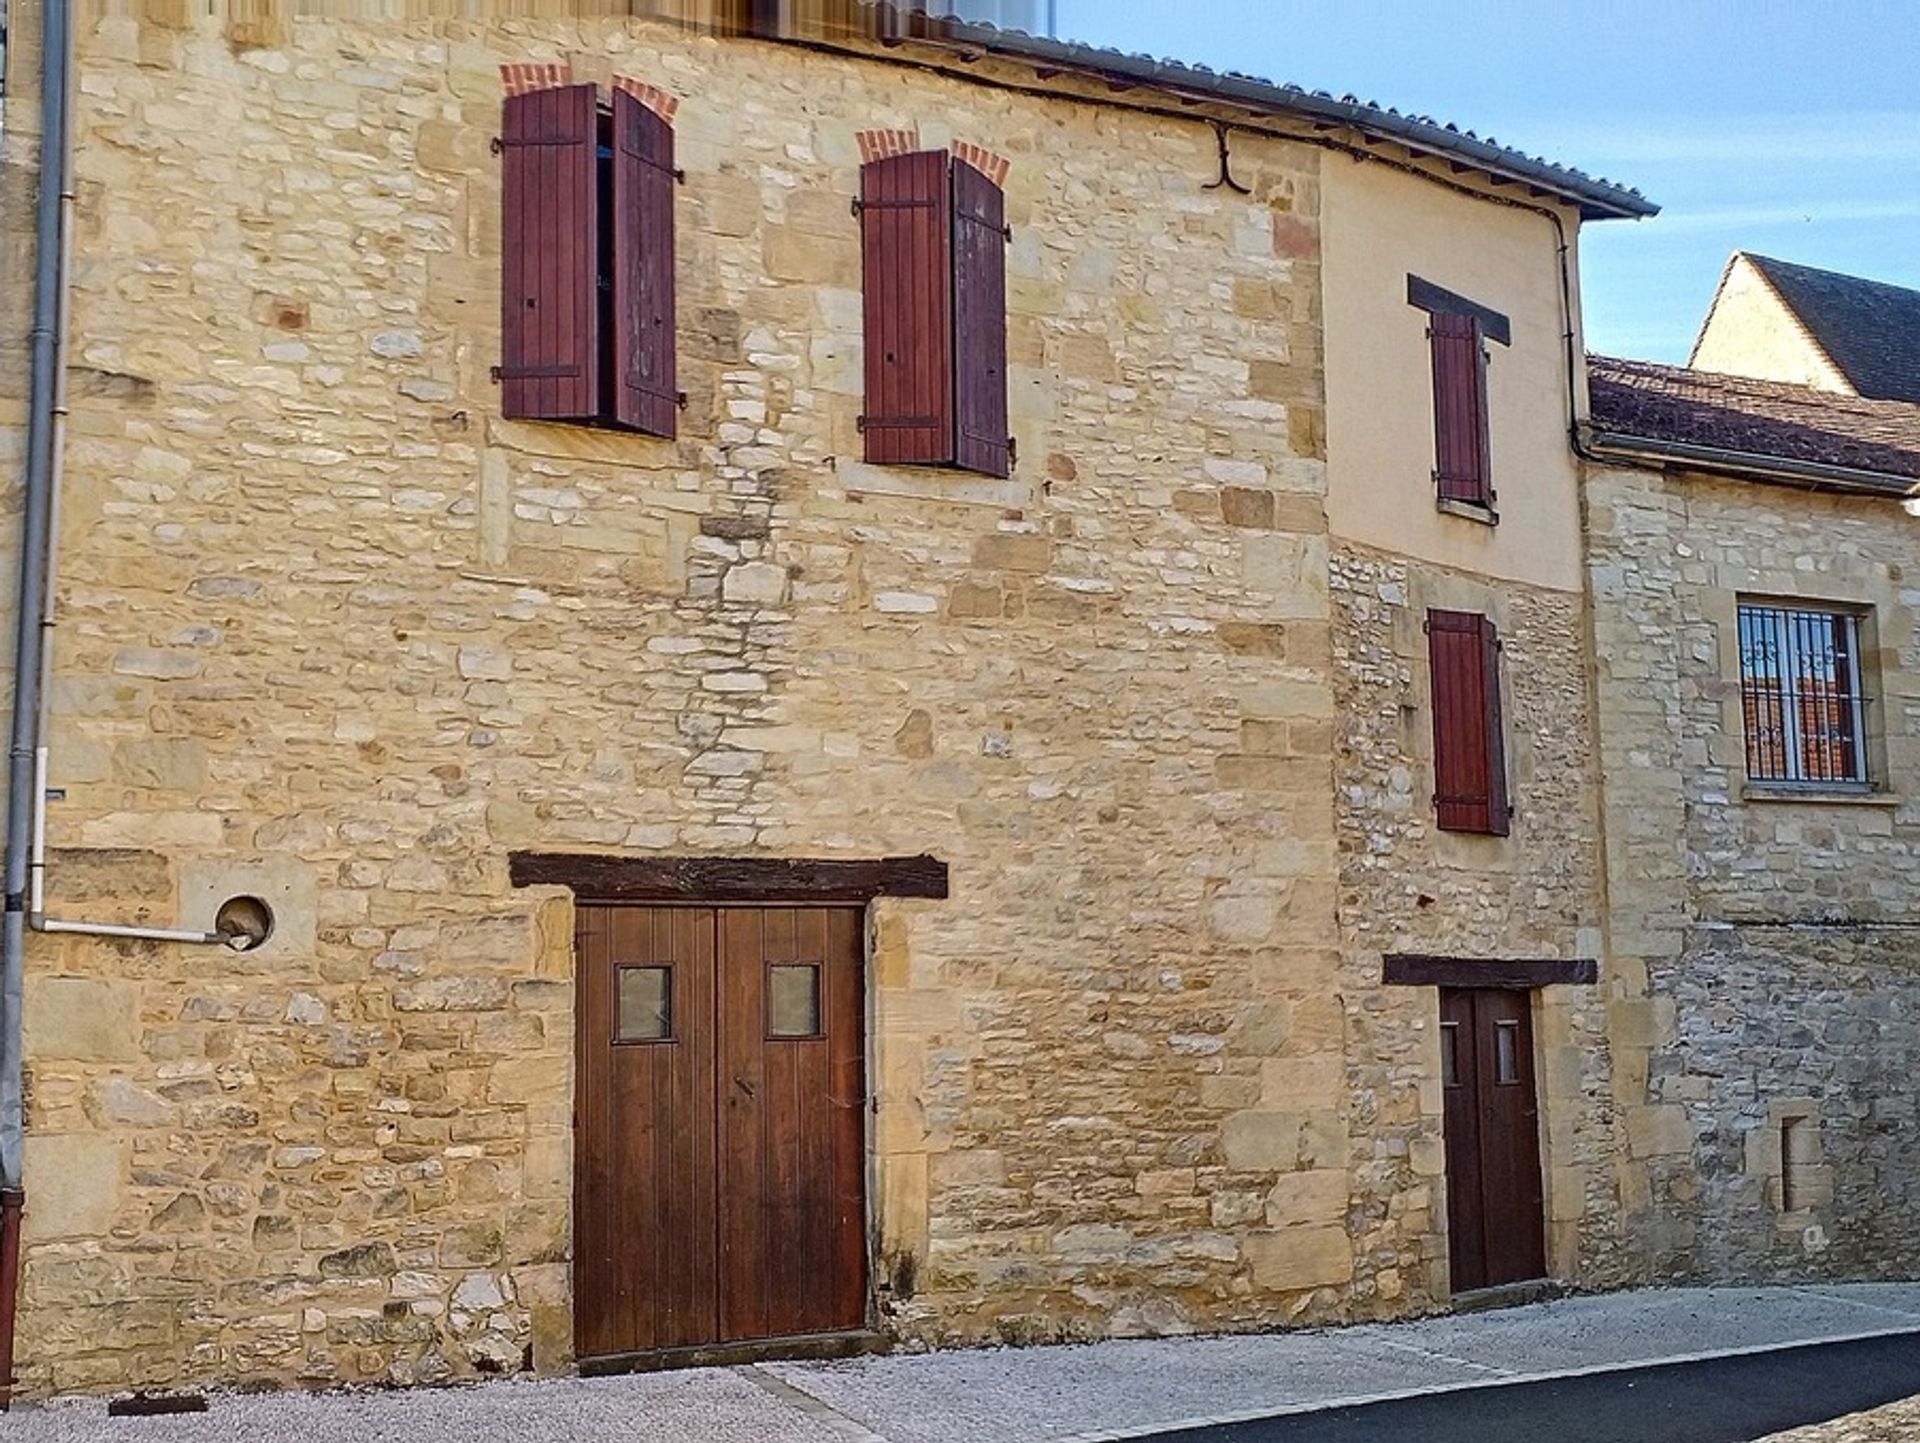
xmin=1758 ymin=1396 xmax=1920 ymax=1443
xmin=9 ymin=1284 xmax=1920 ymax=1443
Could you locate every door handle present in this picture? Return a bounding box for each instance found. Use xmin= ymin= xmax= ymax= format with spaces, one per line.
xmin=734 ymin=1077 xmax=756 ymax=1098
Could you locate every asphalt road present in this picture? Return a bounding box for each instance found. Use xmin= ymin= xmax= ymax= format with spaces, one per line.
xmin=1146 ymin=1333 xmax=1920 ymax=1443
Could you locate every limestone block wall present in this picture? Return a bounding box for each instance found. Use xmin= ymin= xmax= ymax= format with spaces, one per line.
xmin=3 ymin=10 xmax=1370 ymax=1396
xmin=1587 ymin=463 xmax=1920 ymax=1282
xmin=1328 ymin=546 xmax=1624 ymax=1298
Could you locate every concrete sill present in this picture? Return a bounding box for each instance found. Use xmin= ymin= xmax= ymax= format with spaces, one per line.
xmin=1436 ymin=497 xmax=1499 ymax=526
xmin=1741 ymin=786 xmax=1902 ymax=808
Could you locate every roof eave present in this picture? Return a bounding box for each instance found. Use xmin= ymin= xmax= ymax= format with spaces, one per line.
xmin=817 ymin=14 xmax=1658 ymax=221
xmin=1583 ymin=427 xmax=1918 ymax=499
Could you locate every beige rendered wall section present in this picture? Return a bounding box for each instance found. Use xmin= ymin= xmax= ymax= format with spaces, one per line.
xmin=1690 ymin=255 xmax=1853 ymax=394
xmin=1321 ymin=152 xmax=1584 ymax=593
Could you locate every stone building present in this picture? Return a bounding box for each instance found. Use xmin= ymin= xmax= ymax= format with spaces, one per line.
xmin=17 ymin=0 xmax=1907 ymax=1406
xmin=1584 ymin=357 xmax=1920 ymax=1282
xmin=1691 ymin=251 xmax=1920 ymax=404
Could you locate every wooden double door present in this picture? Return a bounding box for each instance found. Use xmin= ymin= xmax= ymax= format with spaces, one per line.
xmin=1440 ymin=987 xmax=1548 ymax=1292
xmin=574 ymin=905 xmax=868 ymax=1360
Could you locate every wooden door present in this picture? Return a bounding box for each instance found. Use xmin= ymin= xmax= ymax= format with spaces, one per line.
xmin=574 ymin=905 xmax=867 ymax=1360
xmin=1440 ymin=987 xmax=1547 ymax=1292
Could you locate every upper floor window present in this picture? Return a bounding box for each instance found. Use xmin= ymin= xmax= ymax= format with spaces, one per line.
xmin=498 ymin=84 xmax=680 ymax=438
xmin=1738 ymin=602 xmax=1871 ymax=787
xmin=857 ymin=149 xmax=1012 ymax=478
xmin=1428 ymin=608 xmax=1511 ymax=836
xmin=1409 ymin=277 xmax=1510 ymax=520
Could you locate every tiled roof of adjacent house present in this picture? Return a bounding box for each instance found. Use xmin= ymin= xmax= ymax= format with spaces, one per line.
xmin=771 ymin=4 xmax=1657 ymax=220
xmin=1587 ymin=356 xmax=1920 ymax=487
xmin=1735 ymin=254 xmax=1920 ymax=404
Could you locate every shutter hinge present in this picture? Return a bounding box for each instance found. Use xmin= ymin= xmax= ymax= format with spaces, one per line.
xmin=1421 ymin=616 xmax=1431 ymax=634
xmin=1007 ymin=436 xmax=1018 ymax=468
xmin=489 ymin=365 xmax=501 ymax=384
xmin=490 ymin=135 xmax=503 ymax=155
xmin=856 ymin=414 xmax=867 ymax=434
xmin=677 ymin=390 xmax=688 ymax=410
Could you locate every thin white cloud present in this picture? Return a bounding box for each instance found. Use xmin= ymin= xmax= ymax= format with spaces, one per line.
xmin=1627 ymin=200 xmax=1920 ymax=235
xmin=1525 ymin=111 xmax=1920 ymax=166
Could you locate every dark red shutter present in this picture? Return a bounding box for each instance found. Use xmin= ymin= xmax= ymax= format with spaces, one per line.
xmin=951 ymin=158 xmax=1010 ymax=478
xmin=860 ymin=151 xmax=953 ymax=466
xmin=611 ymin=88 xmax=677 ymax=438
xmin=1430 ymin=311 xmax=1492 ymax=506
xmin=499 ymin=84 xmax=600 ymax=421
xmin=1429 ymin=609 xmax=1510 ymax=836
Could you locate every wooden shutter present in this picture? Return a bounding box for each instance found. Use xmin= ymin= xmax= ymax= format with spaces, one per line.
xmin=1429 ymin=609 xmax=1510 ymax=836
xmin=951 ymin=158 xmax=1010 ymax=478
xmin=1430 ymin=311 xmax=1492 ymax=506
xmin=499 ymin=84 xmax=600 ymax=421
xmin=611 ymin=88 xmax=678 ymax=439
xmin=859 ymin=150 xmax=953 ymax=467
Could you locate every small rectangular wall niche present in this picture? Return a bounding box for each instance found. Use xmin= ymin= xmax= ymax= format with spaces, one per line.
xmin=1781 ymin=1115 xmax=1815 ymax=1212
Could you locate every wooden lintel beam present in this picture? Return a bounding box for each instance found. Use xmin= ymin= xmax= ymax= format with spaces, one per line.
xmin=1382 ymin=954 xmax=1599 ymax=989
xmin=509 ymin=852 xmax=951 ymax=904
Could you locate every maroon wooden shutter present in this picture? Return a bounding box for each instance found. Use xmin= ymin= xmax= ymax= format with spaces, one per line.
xmin=1430 ymin=311 xmax=1492 ymax=506
xmin=499 ymin=84 xmax=600 ymax=421
xmin=951 ymin=158 xmax=1010 ymax=478
xmin=860 ymin=151 xmax=953 ymax=466
xmin=1429 ymin=609 xmax=1510 ymax=836
xmin=611 ymin=88 xmax=678 ymax=438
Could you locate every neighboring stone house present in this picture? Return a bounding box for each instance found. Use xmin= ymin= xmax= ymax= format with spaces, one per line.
xmin=1583 ymin=357 xmax=1920 ymax=1282
xmin=1691 ymin=252 xmax=1920 ymax=403
xmin=25 ymin=0 xmax=1913 ymax=1406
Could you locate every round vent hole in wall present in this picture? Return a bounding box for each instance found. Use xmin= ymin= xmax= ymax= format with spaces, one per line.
xmin=215 ymin=895 xmax=275 ymax=952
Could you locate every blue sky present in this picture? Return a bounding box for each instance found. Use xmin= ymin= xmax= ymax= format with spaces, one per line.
xmin=1052 ymin=1 xmax=1920 ymax=362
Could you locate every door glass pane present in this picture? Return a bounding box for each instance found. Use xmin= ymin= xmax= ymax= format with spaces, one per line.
xmin=617 ymin=964 xmax=672 ymax=1042
xmin=1441 ymin=1022 xmax=1460 ymax=1087
xmin=769 ymin=963 xmax=822 ymax=1038
xmin=1494 ymin=1019 xmax=1520 ymax=1085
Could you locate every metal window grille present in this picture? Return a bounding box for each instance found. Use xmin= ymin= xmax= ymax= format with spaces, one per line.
xmin=1737 ymin=604 xmax=1870 ymax=786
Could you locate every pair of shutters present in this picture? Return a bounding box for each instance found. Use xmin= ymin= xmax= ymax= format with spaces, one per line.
xmin=1428 ymin=610 xmax=1510 ymax=836
xmin=858 ymin=150 xmax=1012 ymax=478
xmin=499 ymin=85 xmax=678 ymax=438
xmin=1429 ymin=312 xmax=1492 ymax=506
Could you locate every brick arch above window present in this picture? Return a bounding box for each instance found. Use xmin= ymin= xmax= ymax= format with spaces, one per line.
xmin=614 ymin=75 xmax=680 ymax=122
xmin=953 ymin=141 xmax=1011 ymax=187
xmin=857 ymin=127 xmax=922 ymax=164
xmin=498 ymin=61 xmax=574 ymax=97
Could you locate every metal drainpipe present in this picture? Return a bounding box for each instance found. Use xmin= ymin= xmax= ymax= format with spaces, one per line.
xmin=1 ymin=0 xmax=72 ymax=1405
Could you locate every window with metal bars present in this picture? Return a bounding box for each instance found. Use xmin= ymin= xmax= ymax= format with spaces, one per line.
xmin=1736 ymin=603 xmax=1871 ymax=787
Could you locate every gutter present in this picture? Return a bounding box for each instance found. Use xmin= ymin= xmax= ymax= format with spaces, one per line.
xmin=0 ymin=0 xmax=72 ymax=1400
xmin=1579 ymin=427 xmax=1917 ymax=499
xmin=1 ymin=0 xmax=245 ymax=1409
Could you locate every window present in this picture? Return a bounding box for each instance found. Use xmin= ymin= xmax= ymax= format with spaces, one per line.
xmin=1408 ymin=277 xmax=1509 ymax=516
xmin=1428 ymin=609 xmax=1511 ymax=836
xmin=768 ymin=963 xmax=823 ymax=1039
xmin=498 ymin=84 xmax=679 ymax=437
xmin=616 ymin=965 xmax=673 ymax=1042
xmin=858 ymin=149 xmax=1011 ymax=477
xmin=1737 ymin=603 xmax=1870 ymax=786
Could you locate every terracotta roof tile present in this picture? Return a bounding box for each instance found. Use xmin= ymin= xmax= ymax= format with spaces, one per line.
xmin=1588 ymin=356 xmax=1920 ymax=483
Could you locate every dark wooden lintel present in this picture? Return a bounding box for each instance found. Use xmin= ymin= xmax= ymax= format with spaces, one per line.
xmin=1382 ymin=954 xmax=1597 ymax=989
xmin=508 ymin=852 xmax=949 ymax=904
xmin=1406 ymin=274 xmax=1513 ymax=346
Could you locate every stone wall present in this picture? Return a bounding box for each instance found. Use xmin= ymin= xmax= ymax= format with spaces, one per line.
xmin=7 ymin=10 xmax=1370 ymax=1396
xmin=1328 ymin=545 xmax=1625 ymax=1298
xmin=1587 ymin=462 xmax=1920 ymax=1283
